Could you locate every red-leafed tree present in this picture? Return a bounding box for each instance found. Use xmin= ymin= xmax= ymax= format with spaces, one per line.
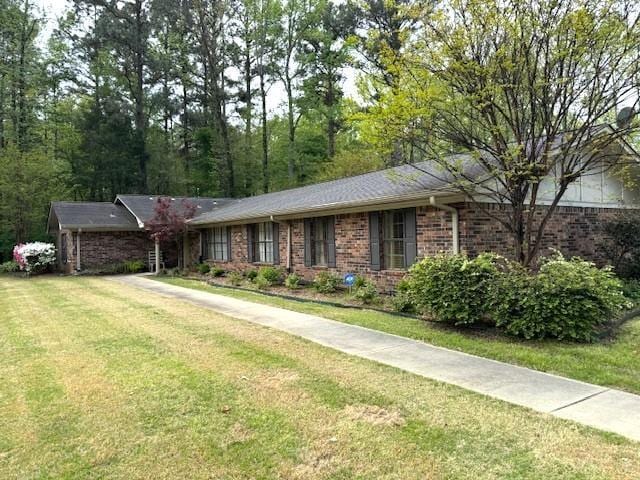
xmin=146 ymin=197 xmax=197 ymax=268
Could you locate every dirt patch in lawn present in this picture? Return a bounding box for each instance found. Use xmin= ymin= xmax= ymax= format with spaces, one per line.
xmin=343 ymin=404 xmax=405 ymax=427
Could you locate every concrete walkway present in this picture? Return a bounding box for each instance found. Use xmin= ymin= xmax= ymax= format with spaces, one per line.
xmin=112 ymin=275 xmax=640 ymax=442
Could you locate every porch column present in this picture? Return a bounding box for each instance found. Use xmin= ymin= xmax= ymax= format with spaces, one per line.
xmin=183 ymin=230 xmax=191 ymax=268
xmin=76 ymin=228 xmax=81 ymax=271
xmin=155 ymin=238 xmax=160 ymax=275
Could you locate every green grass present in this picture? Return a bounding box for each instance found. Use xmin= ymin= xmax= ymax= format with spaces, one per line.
xmin=1 ymin=275 xmax=639 ymax=479
xmin=158 ymin=277 xmax=640 ymax=395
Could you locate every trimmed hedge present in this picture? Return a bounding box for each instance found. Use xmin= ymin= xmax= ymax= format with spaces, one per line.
xmin=402 ymin=253 xmax=628 ymax=342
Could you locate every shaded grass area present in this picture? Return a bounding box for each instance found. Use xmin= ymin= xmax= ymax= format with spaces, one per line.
xmin=1 ymin=275 xmax=639 ymax=479
xmin=158 ymin=277 xmax=640 ymax=395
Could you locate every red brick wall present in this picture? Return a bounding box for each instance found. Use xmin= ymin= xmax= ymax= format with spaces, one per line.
xmin=60 ymin=230 xmax=181 ymax=272
xmin=457 ymin=203 xmax=622 ymax=264
xmin=203 ymin=203 xmax=626 ymax=291
xmin=205 ymin=207 xmax=454 ymax=292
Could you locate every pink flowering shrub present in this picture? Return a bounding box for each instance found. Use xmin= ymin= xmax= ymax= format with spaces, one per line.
xmin=13 ymin=242 xmax=56 ymax=274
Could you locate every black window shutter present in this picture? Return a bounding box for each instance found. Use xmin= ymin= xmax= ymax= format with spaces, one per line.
xmin=369 ymin=212 xmax=381 ymax=271
xmin=201 ymin=230 xmax=208 ymax=260
xmin=404 ymin=208 xmax=417 ymax=268
xmin=272 ymin=222 xmax=280 ymax=264
xmin=226 ymin=227 xmax=233 ymax=261
xmin=303 ymin=219 xmax=312 ymax=267
xmin=327 ymin=216 xmax=336 ymax=268
xmin=247 ymin=225 xmax=254 ymax=262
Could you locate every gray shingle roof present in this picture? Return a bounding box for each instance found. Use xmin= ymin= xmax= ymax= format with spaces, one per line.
xmin=190 ymin=160 xmax=468 ymax=225
xmin=115 ymin=195 xmax=233 ymax=226
xmin=49 ymin=202 xmax=140 ymax=230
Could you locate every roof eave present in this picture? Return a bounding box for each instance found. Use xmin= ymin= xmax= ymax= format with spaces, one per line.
xmin=114 ymin=195 xmax=146 ymax=228
xmin=57 ymin=225 xmax=143 ymax=232
xmin=188 ymin=189 xmax=463 ymax=226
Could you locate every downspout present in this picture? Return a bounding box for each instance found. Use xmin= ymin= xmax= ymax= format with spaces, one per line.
xmin=287 ymin=221 xmax=292 ymax=272
xmin=429 ymin=197 xmax=459 ymax=254
xmin=76 ymin=228 xmax=82 ymax=271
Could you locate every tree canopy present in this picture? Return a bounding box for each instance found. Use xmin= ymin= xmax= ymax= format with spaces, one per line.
xmin=0 ymin=0 xmax=638 ymax=263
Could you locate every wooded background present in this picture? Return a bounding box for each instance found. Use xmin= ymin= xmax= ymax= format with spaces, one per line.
xmin=1 ymin=0 xmax=638 ymax=262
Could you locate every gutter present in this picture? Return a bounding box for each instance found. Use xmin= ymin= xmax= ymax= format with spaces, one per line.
xmin=429 ymin=196 xmax=460 ymax=254
xmin=189 ymin=190 xmax=463 ymax=226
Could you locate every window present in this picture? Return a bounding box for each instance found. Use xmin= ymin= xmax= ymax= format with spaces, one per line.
xmin=311 ymin=217 xmax=330 ymax=266
xmin=382 ymin=210 xmax=406 ymax=269
xmin=205 ymin=227 xmax=228 ymax=261
xmin=304 ymin=216 xmax=336 ymax=267
xmin=251 ymin=222 xmax=275 ymax=263
xmin=369 ymin=208 xmax=416 ymax=271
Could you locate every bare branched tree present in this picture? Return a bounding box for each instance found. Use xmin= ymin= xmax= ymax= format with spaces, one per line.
xmin=388 ymin=0 xmax=640 ymax=265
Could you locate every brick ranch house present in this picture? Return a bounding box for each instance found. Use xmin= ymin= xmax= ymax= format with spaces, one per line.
xmin=47 ymin=195 xmax=231 ymax=273
xmin=48 ymin=136 xmax=639 ymax=290
xmin=190 ymin=139 xmax=640 ymax=291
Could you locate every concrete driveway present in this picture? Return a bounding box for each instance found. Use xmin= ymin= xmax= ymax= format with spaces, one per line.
xmin=112 ymin=274 xmax=640 ymax=442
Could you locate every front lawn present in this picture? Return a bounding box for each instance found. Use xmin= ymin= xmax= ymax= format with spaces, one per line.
xmin=1 ymin=275 xmax=639 ymax=478
xmin=158 ymin=277 xmax=640 ymax=395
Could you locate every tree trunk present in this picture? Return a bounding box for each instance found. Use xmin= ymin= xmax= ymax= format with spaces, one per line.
xmin=134 ymin=1 xmax=148 ymax=192
xmin=260 ymin=68 xmax=268 ymax=193
xmin=326 ymin=74 xmax=336 ymax=159
xmin=286 ymin=77 xmax=295 ymax=183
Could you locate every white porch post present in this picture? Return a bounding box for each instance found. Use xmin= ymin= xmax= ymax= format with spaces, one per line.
xmin=155 ymin=238 xmax=160 ymax=275
xmin=76 ymin=228 xmax=82 ymax=271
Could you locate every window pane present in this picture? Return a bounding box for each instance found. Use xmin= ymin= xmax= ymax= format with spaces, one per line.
xmin=314 ymin=241 xmax=326 ymax=265
xmin=382 ymin=210 xmax=406 ymax=269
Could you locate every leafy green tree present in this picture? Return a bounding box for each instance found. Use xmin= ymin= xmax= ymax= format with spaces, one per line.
xmin=299 ymin=0 xmax=357 ymax=159
xmin=360 ymin=0 xmax=640 ymax=265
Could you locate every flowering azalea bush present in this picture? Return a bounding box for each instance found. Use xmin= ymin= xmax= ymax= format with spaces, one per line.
xmin=12 ymin=242 xmax=56 ymax=274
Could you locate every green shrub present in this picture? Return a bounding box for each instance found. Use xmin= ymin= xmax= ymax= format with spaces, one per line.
xmin=493 ymin=254 xmax=629 ymax=342
xmin=228 ymin=271 xmax=243 ymax=286
xmin=123 ymin=260 xmax=146 ymax=273
xmin=254 ymin=274 xmax=272 ymax=290
xmin=210 ymin=266 xmax=225 ymax=277
xmin=285 ymin=273 xmax=301 ymax=289
xmin=245 ymin=269 xmax=258 ymax=281
xmin=352 ymin=279 xmax=380 ymax=305
xmin=313 ymin=271 xmax=341 ymax=293
xmin=259 ymin=266 xmax=283 ymax=284
xmin=197 ymin=263 xmax=211 ymax=275
xmin=392 ymin=281 xmax=416 ymax=313
xmin=0 ymin=261 xmax=20 ymax=273
xmin=405 ymin=253 xmax=501 ymax=325
xmin=166 ymin=267 xmax=183 ymax=277
xmin=353 ymin=274 xmax=367 ymax=289
xmin=622 ymin=279 xmax=640 ymax=305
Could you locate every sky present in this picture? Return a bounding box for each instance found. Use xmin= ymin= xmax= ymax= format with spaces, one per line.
xmin=32 ymin=0 xmax=361 ymax=116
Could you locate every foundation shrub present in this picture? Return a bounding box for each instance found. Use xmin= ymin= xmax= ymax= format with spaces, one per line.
xmin=493 ymin=254 xmax=629 ymax=342
xmin=313 ymin=271 xmax=342 ymax=293
xmin=197 ymin=263 xmax=211 ymax=275
xmin=258 ymin=266 xmax=283 ymax=285
xmin=405 ymin=253 xmax=501 ymax=326
xmin=228 ymin=271 xmax=243 ymax=286
xmin=245 ymin=269 xmax=258 ymax=281
xmin=285 ymin=273 xmax=301 ymax=289
xmin=403 ymin=252 xmax=626 ymax=342
xmin=123 ymin=260 xmax=146 ymax=273
xmin=353 ymin=279 xmax=380 ymax=305
xmin=254 ymin=274 xmax=272 ymax=290
xmin=210 ymin=266 xmax=225 ymax=277
xmin=391 ymin=279 xmax=417 ymax=313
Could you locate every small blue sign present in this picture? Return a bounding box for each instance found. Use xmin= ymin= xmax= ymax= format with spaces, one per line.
xmin=344 ymin=273 xmax=356 ymax=287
